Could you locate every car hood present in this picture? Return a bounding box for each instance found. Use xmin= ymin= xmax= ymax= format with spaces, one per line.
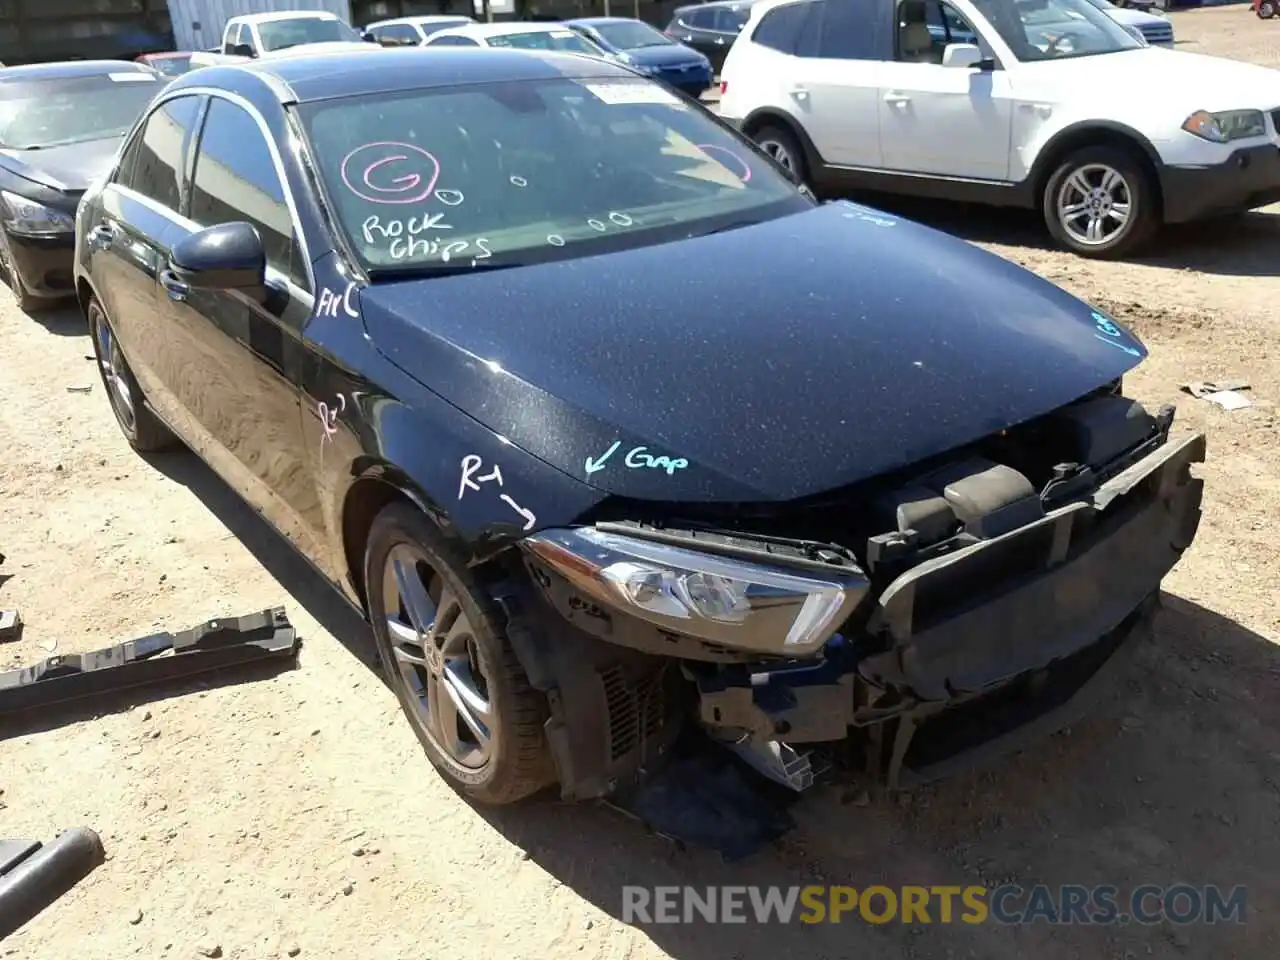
xmin=0 ymin=135 xmax=122 ymax=193
xmin=1108 ymin=8 xmax=1169 ymax=28
xmin=360 ymin=202 xmax=1145 ymax=504
xmin=624 ymin=43 xmax=707 ymax=67
xmin=1024 ymin=49 xmax=1280 ymax=112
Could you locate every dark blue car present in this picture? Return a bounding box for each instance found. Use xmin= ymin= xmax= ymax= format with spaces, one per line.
xmin=73 ymin=48 xmax=1204 ymax=820
xmin=566 ymin=16 xmax=713 ymax=98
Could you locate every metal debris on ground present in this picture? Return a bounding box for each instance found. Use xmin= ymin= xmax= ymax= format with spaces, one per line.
xmin=0 ymin=607 xmax=300 ymax=719
xmin=0 ymin=611 xmax=21 ymax=645
xmin=0 ymin=828 xmax=105 ymax=939
xmin=1180 ymin=380 xmax=1254 ymax=411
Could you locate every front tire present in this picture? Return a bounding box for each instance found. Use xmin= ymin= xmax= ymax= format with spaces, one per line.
xmin=1042 ymin=146 xmax=1157 ymax=259
xmin=363 ymin=502 xmax=555 ymax=804
xmin=0 ymin=228 xmax=44 ymax=314
xmin=753 ymin=124 xmax=808 ymax=186
xmin=1260 ymin=0 xmax=1277 ymax=18
xmin=87 ymin=296 xmax=178 ymax=453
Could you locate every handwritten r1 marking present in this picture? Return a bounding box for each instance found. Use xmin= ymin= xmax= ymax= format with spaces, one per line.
xmin=510 ymin=176 xmax=528 ymax=187
xmin=458 ymin=454 xmax=536 ymax=531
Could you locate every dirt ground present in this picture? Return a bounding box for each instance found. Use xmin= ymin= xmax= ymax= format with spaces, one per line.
xmin=3 ymin=8 xmax=1280 ymax=959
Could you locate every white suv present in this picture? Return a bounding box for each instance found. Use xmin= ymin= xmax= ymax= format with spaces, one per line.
xmin=719 ymin=0 xmax=1280 ymax=257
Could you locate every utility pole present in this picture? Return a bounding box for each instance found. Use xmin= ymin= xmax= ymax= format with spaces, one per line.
xmin=482 ymin=0 xmax=493 ymax=23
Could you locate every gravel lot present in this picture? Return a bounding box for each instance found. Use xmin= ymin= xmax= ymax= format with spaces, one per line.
xmin=3 ymin=8 xmax=1279 ymax=958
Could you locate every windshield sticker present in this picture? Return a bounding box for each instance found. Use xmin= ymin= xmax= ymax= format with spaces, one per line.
xmin=694 ymin=145 xmax=751 ymax=183
xmin=341 ymin=142 xmax=443 ymax=205
xmin=1092 ymin=311 xmax=1142 ymax=357
xmin=110 ymin=72 xmax=159 ymax=82
xmin=581 ymin=81 xmax=681 ymax=106
xmin=316 ymin=281 xmax=360 ymax=319
xmin=585 ymin=440 xmax=689 ymax=478
xmin=458 ymin=454 xmax=536 ymax=531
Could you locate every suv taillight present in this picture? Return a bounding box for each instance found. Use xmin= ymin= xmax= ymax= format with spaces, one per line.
xmin=720 ymin=80 xmax=727 ymax=95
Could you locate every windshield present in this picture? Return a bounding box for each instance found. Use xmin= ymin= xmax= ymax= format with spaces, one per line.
xmin=148 ymin=56 xmax=193 ymax=77
xmin=970 ymin=0 xmax=1142 ymax=60
xmin=258 ymin=17 xmax=362 ymax=51
xmin=484 ymin=28 xmax=604 ymax=54
xmin=300 ymin=77 xmax=807 ymax=275
xmin=591 ymin=20 xmax=674 ymax=50
xmin=0 ymin=72 xmax=164 ymax=150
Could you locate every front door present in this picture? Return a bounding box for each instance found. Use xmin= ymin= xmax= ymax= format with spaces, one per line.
xmin=160 ymin=94 xmax=321 ymax=556
xmin=877 ymin=0 xmax=1014 ymax=180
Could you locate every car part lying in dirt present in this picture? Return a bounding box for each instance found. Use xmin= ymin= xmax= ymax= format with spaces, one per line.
xmin=0 ymin=607 xmax=299 ymax=718
xmin=0 ymin=611 xmax=21 ymax=644
xmin=0 ymin=828 xmax=105 ymax=940
xmin=513 ymin=391 xmax=1205 ymax=802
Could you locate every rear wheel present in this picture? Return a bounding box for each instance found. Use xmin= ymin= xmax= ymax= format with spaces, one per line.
xmin=753 ymin=124 xmax=808 ymax=185
xmin=87 ymin=296 xmax=178 ymax=452
xmin=363 ymin=502 xmax=555 ymax=804
xmin=1260 ymin=0 xmax=1277 ymax=18
xmin=1042 ymin=145 xmax=1157 ymax=259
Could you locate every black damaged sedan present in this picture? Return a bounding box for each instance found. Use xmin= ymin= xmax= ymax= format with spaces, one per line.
xmin=73 ymin=48 xmax=1204 ymax=806
xmin=0 ymin=60 xmax=164 ymax=312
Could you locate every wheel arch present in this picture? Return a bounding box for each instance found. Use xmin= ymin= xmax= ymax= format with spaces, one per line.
xmin=1028 ymin=121 xmax=1165 ymax=218
xmin=739 ymin=106 xmax=824 ymax=178
xmin=339 ymin=462 xmax=442 ymax=609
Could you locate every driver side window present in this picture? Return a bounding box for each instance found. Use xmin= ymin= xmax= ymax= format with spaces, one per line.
xmin=896 ymin=0 xmax=977 ymax=64
xmin=115 ymin=95 xmax=202 ymax=212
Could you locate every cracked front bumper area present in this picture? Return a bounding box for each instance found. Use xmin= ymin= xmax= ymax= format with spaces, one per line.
xmin=1161 ymin=144 xmax=1280 ymax=224
xmin=696 ymin=430 xmax=1206 ymax=788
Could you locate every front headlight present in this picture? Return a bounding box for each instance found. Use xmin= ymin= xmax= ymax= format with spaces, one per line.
xmin=0 ymin=190 xmax=76 ymax=236
xmin=1181 ymin=109 xmax=1267 ymax=143
xmin=523 ymin=526 xmax=869 ymax=657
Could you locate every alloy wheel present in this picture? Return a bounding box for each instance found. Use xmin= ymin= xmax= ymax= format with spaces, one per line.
xmin=757 ymin=138 xmax=797 ymax=174
xmin=1055 ymin=163 xmax=1133 ymax=247
xmin=381 ymin=543 xmax=495 ymax=770
xmin=90 ymin=303 xmax=137 ymax=435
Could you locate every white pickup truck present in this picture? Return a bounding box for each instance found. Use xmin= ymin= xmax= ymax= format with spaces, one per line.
xmin=220 ymin=10 xmax=376 ymax=59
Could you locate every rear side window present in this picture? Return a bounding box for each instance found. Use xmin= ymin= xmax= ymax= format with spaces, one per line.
xmin=427 ymin=34 xmax=479 ymax=45
xmin=752 ymin=2 xmax=810 ymax=52
xmin=121 ymin=95 xmax=202 ymax=211
xmin=817 ymin=0 xmax=890 ymax=60
xmin=687 ymin=8 xmax=715 ymax=27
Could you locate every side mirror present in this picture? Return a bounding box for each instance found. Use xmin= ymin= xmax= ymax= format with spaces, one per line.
xmin=169 ymin=222 xmax=266 ymax=294
xmin=941 ymin=42 xmax=984 ymax=69
xmin=231 ymin=42 xmax=255 ymax=58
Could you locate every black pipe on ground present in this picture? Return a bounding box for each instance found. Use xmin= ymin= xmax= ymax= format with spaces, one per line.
xmin=0 ymin=828 xmax=104 ymax=940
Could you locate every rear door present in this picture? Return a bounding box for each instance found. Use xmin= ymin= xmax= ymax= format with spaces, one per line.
xmin=84 ymin=93 xmax=205 ymax=433
xmin=786 ymin=0 xmax=891 ymax=169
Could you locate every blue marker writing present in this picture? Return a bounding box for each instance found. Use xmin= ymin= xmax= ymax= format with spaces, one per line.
xmin=1091 ymin=311 xmax=1142 ymax=356
xmin=624 ymin=446 xmax=689 ymax=476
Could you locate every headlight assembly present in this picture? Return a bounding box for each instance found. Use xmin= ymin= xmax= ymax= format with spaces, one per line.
xmin=1181 ymin=109 xmax=1267 ymax=143
xmin=0 ymin=191 xmax=76 ymax=236
xmin=523 ymin=526 xmax=869 ymax=657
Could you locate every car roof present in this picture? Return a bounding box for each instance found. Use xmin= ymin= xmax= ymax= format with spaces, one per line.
xmin=230 ymin=10 xmax=340 ymax=23
xmin=434 ymin=22 xmax=579 ymax=38
xmin=568 ymin=16 xmax=646 ymax=26
xmin=174 ymin=46 xmax=632 ymax=103
xmin=141 ymin=51 xmax=193 ymax=59
xmin=0 ymin=59 xmax=157 ymax=82
xmin=367 ymin=15 xmax=472 ymax=27
xmin=674 ymin=0 xmax=758 ymax=10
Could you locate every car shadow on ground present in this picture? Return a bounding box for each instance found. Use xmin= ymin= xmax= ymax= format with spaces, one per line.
xmin=848 ymin=194 xmax=1280 ymax=279
xmin=21 ymin=299 xmax=86 ymax=336
xmin=140 ymin=447 xmax=1276 ymax=959
xmin=144 ymin=447 xmax=377 ymax=671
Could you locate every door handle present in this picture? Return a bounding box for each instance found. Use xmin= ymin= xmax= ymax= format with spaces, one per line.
xmin=87 ymin=224 xmax=115 ymax=249
xmin=158 ymin=268 xmax=189 ymax=302
xmin=714 ymin=36 xmax=725 ymax=44
xmin=884 ymin=91 xmax=911 ymax=105
xmin=788 ymin=84 xmax=810 ymax=102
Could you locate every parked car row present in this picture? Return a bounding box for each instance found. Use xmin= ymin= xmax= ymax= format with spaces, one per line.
xmin=58 ymin=45 xmax=1204 ymax=809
